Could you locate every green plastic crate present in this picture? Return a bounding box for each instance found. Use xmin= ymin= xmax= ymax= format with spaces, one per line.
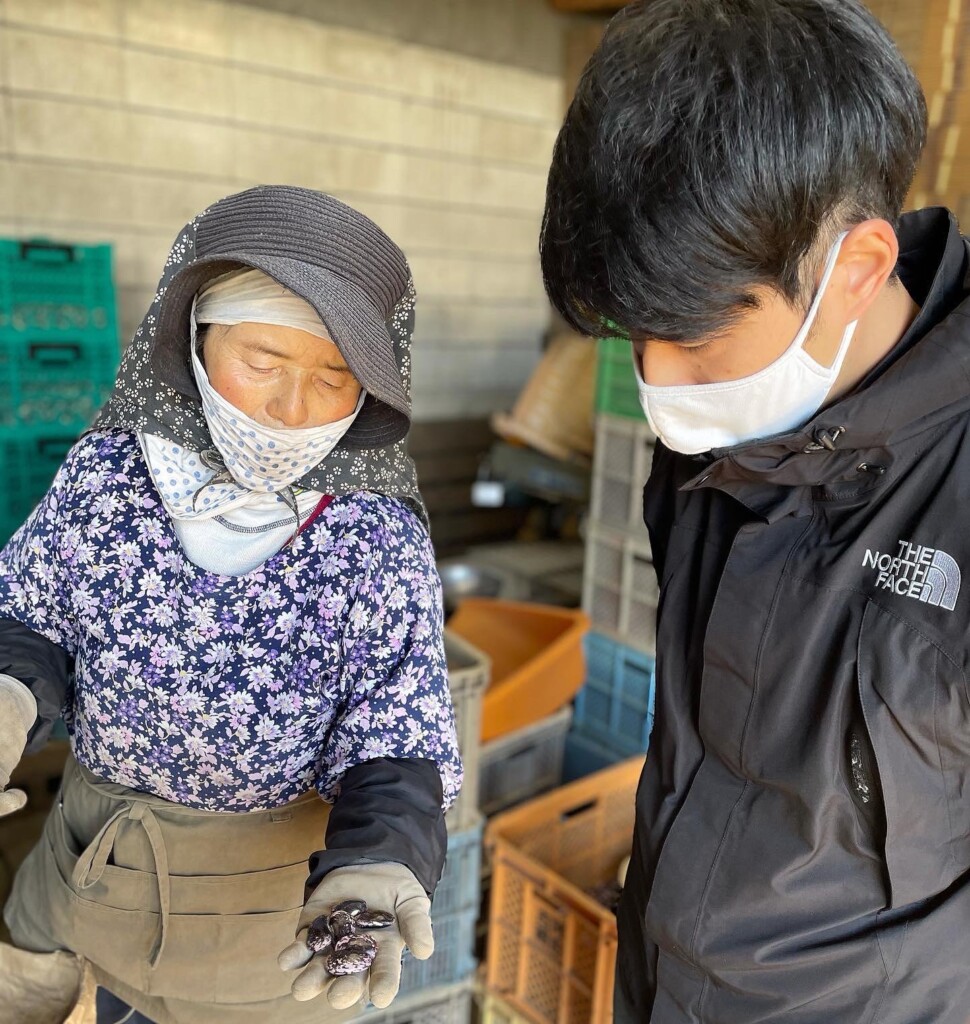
xmin=595 ymin=336 xmax=642 ymax=420
xmin=0 ymin=336 xmax=117 ymax=428
xmin=0 ymin=239 xmax=119 ymax=427
xmin=0 ymin=239 xmax=117 ymax=337
xmin=0 ymin=427 xmax=78 ymax=546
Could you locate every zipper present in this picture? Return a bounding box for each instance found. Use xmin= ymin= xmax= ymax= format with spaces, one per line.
xmin=848 ymin=723 xmax=878 ymax=810
xmin=851 ymin=682 xmax=891 ymax=899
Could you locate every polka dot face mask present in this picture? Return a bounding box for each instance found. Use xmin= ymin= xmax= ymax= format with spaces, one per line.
xmin=190 ymin=339 xmax=365 ymax=495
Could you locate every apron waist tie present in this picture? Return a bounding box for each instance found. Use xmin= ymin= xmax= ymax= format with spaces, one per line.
xmin=71 ymin=801 xmax=172 ymax=970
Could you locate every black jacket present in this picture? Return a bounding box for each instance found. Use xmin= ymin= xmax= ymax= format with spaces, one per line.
xmin=616 ymin=208 xmax=970 ymax=1023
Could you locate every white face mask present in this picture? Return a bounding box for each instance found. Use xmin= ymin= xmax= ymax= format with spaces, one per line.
xmin=634 ymin=233 xmax=857 ymax=454
xmin=190 ymin=332 xmax=364 ymax=494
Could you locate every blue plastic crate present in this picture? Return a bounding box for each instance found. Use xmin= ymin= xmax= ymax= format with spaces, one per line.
xmin=572 ymin=632 xmax=656 ymax=757
xmin=398 ymin=818 xmax=482 ymax=995
xmin=398 ymin=903 xmax=478 ymax=997
xmin=430 ymin=818 xmax=482 ymax=917
xmin=562 ymin=729 xmax=622 ymax=783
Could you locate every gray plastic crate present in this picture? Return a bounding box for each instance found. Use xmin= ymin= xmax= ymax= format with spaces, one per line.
xmin=398 ymin=817 xmax=482 ymax=996
xmin=589 ymin=414 xmax=656 ymax=541
xmin=472 ymin=709 xmax=574 ymax=961
xmin=444 ymin=630 xmax=490 ymax=832
xmin=582 ymin=524 xmax=658 ymax=656
xmin=358 ymin=979 xmax=474 ymax=1023
xmin=478 ymin=706 xmax=572 ymax=816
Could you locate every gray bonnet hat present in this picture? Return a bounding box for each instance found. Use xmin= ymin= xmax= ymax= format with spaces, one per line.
xmin=93 ymin=185 xmax=426 ymax=521
xmin=152 ymin=186 xmax=411 ymax=448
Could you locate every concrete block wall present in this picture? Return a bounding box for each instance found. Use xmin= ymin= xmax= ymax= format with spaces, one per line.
xmin=0 ymin=0 xmax=566 ymax=419
xmin=867 ymin=0 xmax=970 ymax=223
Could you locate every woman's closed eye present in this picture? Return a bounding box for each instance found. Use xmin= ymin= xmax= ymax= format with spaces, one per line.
xmin=245 ymin=361 xmax=277 ymax=376
xmin=243 ymin=362 xmax=344 ymax=395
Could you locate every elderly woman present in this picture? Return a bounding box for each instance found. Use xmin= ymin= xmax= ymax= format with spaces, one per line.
xmin=0 ymin=186 xmax=462 ymax=1024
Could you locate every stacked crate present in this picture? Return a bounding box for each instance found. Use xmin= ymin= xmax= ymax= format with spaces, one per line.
xmin=0 ymin=239 xmax=120 ymax=545
xmin=394 ymin=632 xmax=486 ymax=1001
xmin=361 ymin=980 xmax=475 ymax=1024
xmin=449 ymin=597 xmax=589 ymax=819
xmin=584 ymin=415 xmax=658 ymax=654
xmin=353 ymin=632 xmax=488 ymax=1021
xmin=476 ymin=705 xmax=572 ymax=817
xmin=482 ymin=758 xmax=642 ymax=1024
xmin=443 ymin=631 xmax=489 ymax=835
xmin=386 ymin=625 xmax=578 ymax=1021
xmin=447 ymin=600 xmax=587 ymax=970
xmin=396 ymin=819 xmax=482 ymax=998
xmin=568 ymin=340 xmax=658 ymax=779
xmin=566 ymin=632 xmax=656 ymax=781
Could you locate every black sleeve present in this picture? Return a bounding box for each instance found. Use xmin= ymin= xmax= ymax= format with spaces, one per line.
xmin=305 ymin=757 xmax=447 ymax=901
xmin=0 ymin=617 xmax=74 ymax=752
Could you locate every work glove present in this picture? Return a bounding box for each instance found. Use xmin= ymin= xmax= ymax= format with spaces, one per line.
xmin=0 ymin=674 xmax=36 ymax=817
xmin=278 ymin=862 xmax=433 ymax=1011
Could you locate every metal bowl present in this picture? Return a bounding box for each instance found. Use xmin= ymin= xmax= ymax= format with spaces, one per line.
xmin=437 ymin=561 xmax=528 ymax=614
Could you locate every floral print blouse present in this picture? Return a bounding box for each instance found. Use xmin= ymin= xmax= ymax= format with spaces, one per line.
xmin=0 ymin=432 xmax=462 ymax=812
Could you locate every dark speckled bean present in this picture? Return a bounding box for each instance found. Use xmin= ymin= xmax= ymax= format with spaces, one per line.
xmin=356 ymin=909 xmax=395 ymax=930
xmin=306 ymin=916 xmax=333 ymax=955
xmin=331 ymin=899 xmax=367 ymax=917
xmin=327 ymin=910 xmax=355 ymax=940
xmin=325 ymin=935 xmax=378 ymax=976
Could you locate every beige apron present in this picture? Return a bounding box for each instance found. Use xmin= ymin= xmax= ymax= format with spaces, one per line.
xmin=3 ymin=755 xmax=360 ymax=1024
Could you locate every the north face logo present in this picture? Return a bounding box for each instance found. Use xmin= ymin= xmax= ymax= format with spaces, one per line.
xmin=862 ymin=540 xmax=961 ymax=611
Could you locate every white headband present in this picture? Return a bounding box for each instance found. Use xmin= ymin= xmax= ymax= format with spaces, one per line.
xmin=194 ymin=267 xmax=332 ymax=341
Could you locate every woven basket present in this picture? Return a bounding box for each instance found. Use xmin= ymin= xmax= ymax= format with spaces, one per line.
xmin=492 ymin=333 xmax=596 ymax=463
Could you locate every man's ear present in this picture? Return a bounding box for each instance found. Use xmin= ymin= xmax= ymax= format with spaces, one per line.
xmin=836 ymin=219 xmax=900 ymax=323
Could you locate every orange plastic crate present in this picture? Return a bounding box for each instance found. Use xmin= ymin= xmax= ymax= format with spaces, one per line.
xmin=483 ymin=757 xmax=642 ymax=1024
xmin=447 ymin=598 xmax=589 ymax=743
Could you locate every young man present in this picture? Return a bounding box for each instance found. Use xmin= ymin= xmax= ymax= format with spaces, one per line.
xmin=541 ymin=1 xmax=970 ymax=1020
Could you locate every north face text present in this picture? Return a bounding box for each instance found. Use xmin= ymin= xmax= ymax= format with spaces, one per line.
xmin=862 ymin=540 xmax=961 ymax=611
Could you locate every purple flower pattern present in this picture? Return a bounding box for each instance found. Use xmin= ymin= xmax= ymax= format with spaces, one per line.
xmin=0 ymin=432 xmax=461 ymax=811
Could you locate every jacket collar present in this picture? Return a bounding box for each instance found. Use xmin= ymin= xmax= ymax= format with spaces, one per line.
xmin=678 ymin=208 xmax=970 ymax=518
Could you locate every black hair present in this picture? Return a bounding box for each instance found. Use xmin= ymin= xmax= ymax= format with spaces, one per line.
xmin=540 ymin=0 xmax=927 ymax=343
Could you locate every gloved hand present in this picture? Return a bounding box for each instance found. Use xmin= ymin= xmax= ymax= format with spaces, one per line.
xmin=0 ymin=674 xmax=36 ymax=817
xmin=278 ymin=862 xmax=433 ymax=1011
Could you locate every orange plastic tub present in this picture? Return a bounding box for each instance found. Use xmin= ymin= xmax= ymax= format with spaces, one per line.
xmin=483 ymin=757 xmax=643 ymax=1024
xmin=446 ymin=598 xmax=589 ymax=744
